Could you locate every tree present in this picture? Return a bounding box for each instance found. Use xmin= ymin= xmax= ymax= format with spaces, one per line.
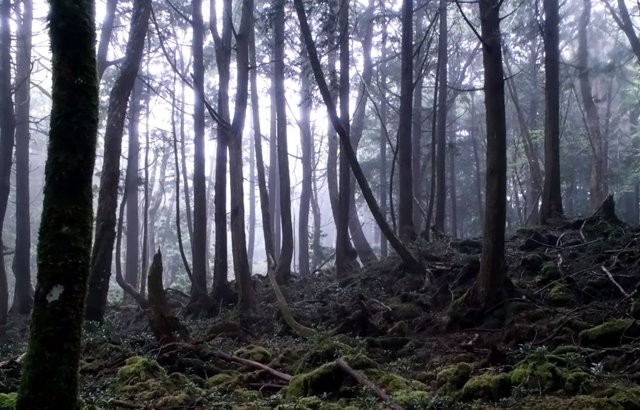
xmin=335 ymin=0 xmax=352 ymax=278
xmin=578 ymin=0 xmax=606 ymax=211
xmin=298 ymin=57 xmax=313 ymax=277
xmin=16 ymin=0 xmax=98 ymax=407
xmin=274 ymin=0 xmax=294 ymax=283
xmin=85 ymin=0 xmax=152 ymax=322
xmin=125 ymin=78 xmax=142 ymax=298
xmin=0 ymin=0 xmax=14 ymax=326
xmin=539 ymin=0 xmax=563 ymax=222
xmin=210 ymin=0 xmax=234 ymax=304
xmin=397 ymin=0 xmax=416 ymax=241
xmin=189 ymin=0 xmax=209 ymax=310
xmin=11 ymin=0 xmax=33 ymax=314
xmin=294 ymin=0 xmax=424 ymax=275
xmin=464 ymin=0 xmax=509 ymax=310
xmin=434 ymin=0 xmax=448 ymax=233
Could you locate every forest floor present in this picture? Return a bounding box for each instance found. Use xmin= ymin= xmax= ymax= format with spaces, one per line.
xmin=2 ymin=208 xmax=640 ymax=409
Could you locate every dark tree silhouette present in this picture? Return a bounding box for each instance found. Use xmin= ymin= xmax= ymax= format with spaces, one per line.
xmin=16 ymin=0 xmax=98 ymax=406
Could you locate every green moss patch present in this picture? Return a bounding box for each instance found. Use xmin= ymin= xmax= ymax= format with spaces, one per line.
xmin=578 ymin=318 xmax=636 ymax=347
xmin=436 ymin=362 xmax=472 ymax=392
xmin=461 ymin=372 xmax=511 ymax=401
xmin=233 ymin=345 xmax=273 ymax=364
xmin=0 ymin=393 xmax=16 ymax=410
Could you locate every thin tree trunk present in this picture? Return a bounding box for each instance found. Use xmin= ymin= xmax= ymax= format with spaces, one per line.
xmin=0 ymin=0 xmax=13 ymax=326
xmin=378 ymin=37 xmax=388 ymax=257
xmin=578 ymin=0 xmax=606 ymax=211
xmin=11 ymin=0 xmax=33 ymax=314
xmin=125 ymin=78 xmax=142 ymax=298
xmin=179 ymin=80 xmax=193 ymax=244
xmin=85 ymin=0 xmax=151 ymax=322
xmin=249 ymin=19 xmax=275 ymax=262
xmin=397 ymin=0 xmax=415 ymax=241
xmin=269 ymin=83 xmax=281 ymax=259
xmin=298 ymin=57 xmax=313 ymax=277
xmin=210 ymin=0 xmax=233 ymax=304
xmin=97 ymin=0 xmax=117 ymax=80
xmin=274 ymin=0 xmax=294 ymax=282
xmin=434 ymin=0 xmax=448 ymax=233
xmin=449 ymin=138 xmax=458 ymax=238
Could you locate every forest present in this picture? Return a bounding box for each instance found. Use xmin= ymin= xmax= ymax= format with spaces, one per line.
xmin=1 ymin=0 xmax=640 ymax=408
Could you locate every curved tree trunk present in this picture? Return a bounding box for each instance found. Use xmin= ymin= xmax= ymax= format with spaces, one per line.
xmin=125 ymin=78 xmax=142 ymax=300
xmin=294 ymin=0 xmax=424 ymax=275
xmin=16 ymin=0 xmax=98 ymax=405
xmin=298 ymin=59 xmax=313 ymax=277
xmin=85 ymin=0 xmax=151 ymax=322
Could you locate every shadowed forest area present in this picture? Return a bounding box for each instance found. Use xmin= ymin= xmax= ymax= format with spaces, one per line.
xmin=2 ymin=0 xmax=640 ymax=408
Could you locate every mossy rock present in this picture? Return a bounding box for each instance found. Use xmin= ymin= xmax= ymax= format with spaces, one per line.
xmin=294 ymin=338 xmax=355 ymax=373
xmin=594 ymin=383 xmax=640 ymax=408
xmin=520 ymin=253 xmax=544 ymax=273
xmin=285 ymin=362 xmax=346 ymax=398
xmin=547 ymin=281 xmax=572 ymax=306
xmin=234 ymin=345 xmax=272 ymax=364
xmin=205 ymin=372 xmax=236 ymax=388
xmin=578 ymin=318 xmax=636 ymax=347
xmin=510 ymin=358 xmax=563 ymax=392
xmin=563 ymin=370 xmax=590 ymax=394
xmin=391 ymin=390 xmax=432 ymax=409
xmin=436 ymin=362 xmax=472 ymax=392
xmin=461 ymin=372 xmax=511 ymax=401
xmin=117 ymin=356 xmax=166 ymax=385
xmin=0 ymin=392 xmax=16 ymax=410
xmin=537 ymin=262 xmax=560 ymax=284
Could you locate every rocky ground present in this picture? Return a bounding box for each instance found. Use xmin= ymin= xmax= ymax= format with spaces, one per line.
xmin=0 ymin=207 xmax=640 ymax=409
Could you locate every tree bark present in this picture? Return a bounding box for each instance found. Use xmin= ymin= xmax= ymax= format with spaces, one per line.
xmin=274 ymin=0 xmax=294 ymax=282
xmin=85 ymin=0 xmax=151 ymax=322
xmin=97 ymin=0 xmax=117 ymax=80
xmin=539 ymin=0 xmax=564 ymax=222
xmin=16 ymin=0 xmax=98 ymax=405
xmin=188 ymin=0 xmax=209 ymax=311
xmin=434 ymin=0 xmax=448 ymax=233
xmin=397 ymin=0 xmax=415 ymax=241
xmin=125 ymin=78 xmax=142 ymax=298
xmin=11 ymin=0 xmax=33 ymax=314
xmin=468 ymin=0 xmax=508 ymax=309
xmin=378 ymin=37 xmax=389 ymax=257
xmin=577 ymin=0 xmax=606 ymax=212
xmin=298 ymin=58 xmax=313 ymax=277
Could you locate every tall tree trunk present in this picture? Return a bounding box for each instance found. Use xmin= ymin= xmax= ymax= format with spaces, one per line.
xmin=140 ymin=57 xmax=151 ymax=298
xmin=227 ymin=0 xmax=256 ymax=311
xmin=325 ymin=0 xmax=339 ymax=227
xmin=348 ymin=0 xmax=377 ymax=265
xmin=274 ymin=0 xmax=294 ymax=282
xmin=298 ymin=58 xmax=313 ymax=277
xmin=335 ymin=0 xmax=353 ymax=278
xmin=539 ymin=0 xmax=563 ymax=222
xmin=248 ymin=111 xmax=256 ymax=268
xmin=294 ymin=0 xmax=424 ymax=275
xmin=210 ymin=0 xmax=233 ymax=303
xmin=179 ymin=80 xmax=193 ymax=244
xmin=0 ymin=0 xmax=13 ymax=326
xmin=249 ymin=19 xmax=275 ymax=261
xmin=577 ymin=0 xmax=606 ymax=211
xmin=467 ymin=0 xmax=508 ymax=310
xmin=269 ymin=83 xmax=281 ymax=259
xmin=85 ymin=0 xmax=151 ymax=322
xmin=189 ymin=0 xmax=209 ymax=309
xmin=470 ymin=95 xmax=484 ymax=234
xmin=11 ymin=0 xmax=33 ymax=314
xmin=412 ymin=7 xmax=425 ymax=230
xmin=449 ymin=138 xmax=458 ymax=238
xmin=397 ymin=0 xmax=415 ymax=241
xmin=16 ymin=0 xmax=98 ymax=405
xmin=378 ymin=37 xmax=388 ymax=257
xmin=434 ymin=0 xmax=448 ymax=233
xmin=125 ymin=78 xmax=142 ymax=298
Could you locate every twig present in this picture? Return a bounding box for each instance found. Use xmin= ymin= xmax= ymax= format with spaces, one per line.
xmin=601 ymin=265 xmax=634 ymax=299
xmin=214 ymin=350 xmax=293 ymax=382
xmin=335 ymin=358 xmax=405 ymax=410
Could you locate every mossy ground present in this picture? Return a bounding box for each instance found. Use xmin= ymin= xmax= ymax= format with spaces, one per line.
xmin=0 ymin=215 xmax=639 ymax=408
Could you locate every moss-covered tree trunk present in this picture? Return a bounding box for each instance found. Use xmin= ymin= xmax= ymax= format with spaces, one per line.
xmin=16 ymin=0 xmax=98 ymax=407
